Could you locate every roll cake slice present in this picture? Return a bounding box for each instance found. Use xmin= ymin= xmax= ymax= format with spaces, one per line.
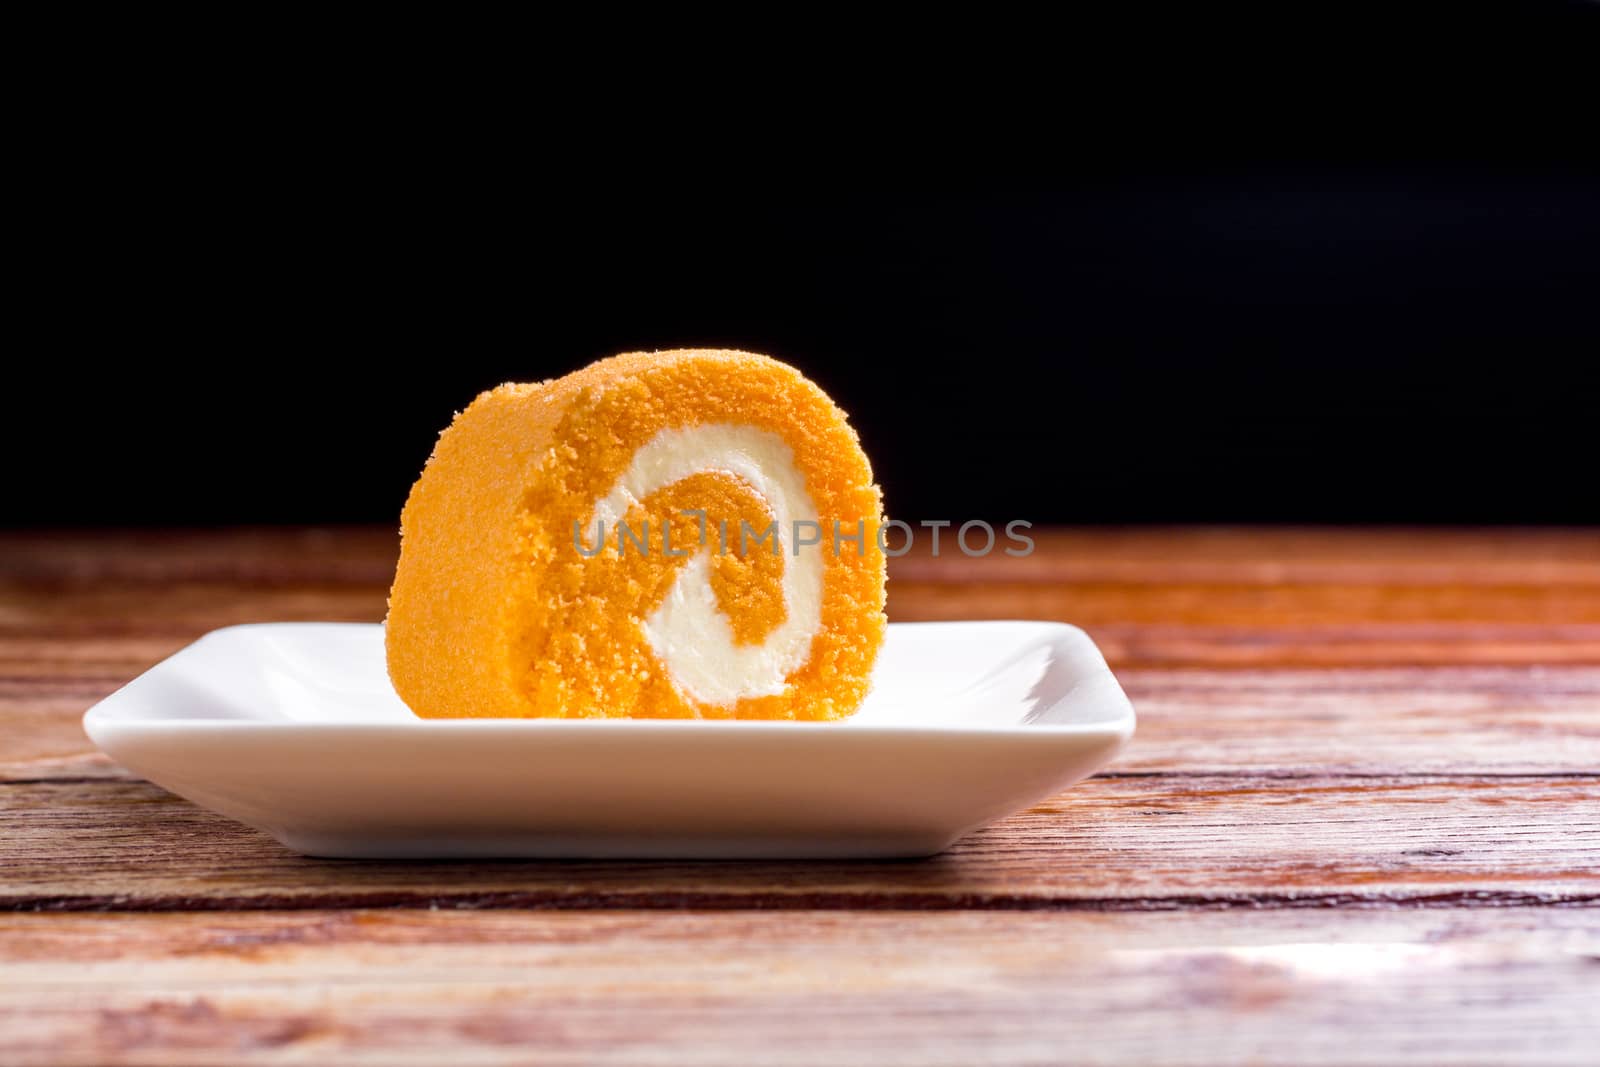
xmin=385 ymin=349 xmax=887 ymax=720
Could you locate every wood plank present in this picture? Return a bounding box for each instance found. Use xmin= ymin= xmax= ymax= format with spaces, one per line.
xmin=888 ymin=582 xmax=1600 ymax=666
xmin=4 ymin=529 xmax=1599 ymax=1064
xmin=9 ymin=642 xmax=1600 ymax=784
xmin=886 ymin=526 xmax=1600 ymax=668
xmin=1083 ymin=622 xmax=1600 ymax=669
xmin=891 ymin=526 xmax=1600 ymax=585
xmin=11 ymin=533 xmax=1600 ymax=648
xmin=1118 ymin=665 xmax=1600 ymax=774
xmin=7 ymin=665 xmax=1598 ymax=783
xmin=1 ymin=909 xmax=1596 ymax=1066
xmin=3 ymin=775 xmax=1594 ymax=911
xmin=5 ymin=526 xmax=1599 ymax=778
xmin=7 ymin=530 xmax=1600 ymax=669
xmin=0 ymin=589 xmax=386 ymax=779
xmin=5 ymin=526 xmax=1599 ymax=779
xmin=0 ymin=527 xmax=399 ymax=585
xmin=8 ymin=526 xmax=1597 ymax=587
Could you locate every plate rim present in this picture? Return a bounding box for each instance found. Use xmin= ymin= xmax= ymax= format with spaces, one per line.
xmin=83 ymin=619 xmax=1137 ymax=741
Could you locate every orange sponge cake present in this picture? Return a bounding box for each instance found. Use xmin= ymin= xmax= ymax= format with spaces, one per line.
xmin=385 ymin=350 xmax=887 ymax=720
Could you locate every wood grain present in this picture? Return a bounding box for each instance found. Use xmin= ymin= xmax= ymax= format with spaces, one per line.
xmin=5 ymin=527 xmax=1600 ymax=779
xmin=4 ymin=774 xmax=1595 ymax=911
xmin=1118 ymin=664 xmax=1600 ymax=774
xmin=8 ymin=663 xmax=1600 ymax=782
xmin=2 ymin=909 xmax=1597 ymax=1067
xmin=892 ymin=527 xmax=1600 ymax=666
xmin=3 ymin=526 xmax=1599 ymax=1065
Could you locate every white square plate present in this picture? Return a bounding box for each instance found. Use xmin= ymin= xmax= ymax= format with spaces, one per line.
xmin=83 ymin=621 xmax=1135 ymax=859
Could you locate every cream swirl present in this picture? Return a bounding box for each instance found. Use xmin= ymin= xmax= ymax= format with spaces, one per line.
xmin=588 ymin=423 xmax=824 ymax=705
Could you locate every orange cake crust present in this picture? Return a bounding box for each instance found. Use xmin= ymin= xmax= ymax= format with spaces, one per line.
xmin=385 ymin=350 xmax=887 ymax=720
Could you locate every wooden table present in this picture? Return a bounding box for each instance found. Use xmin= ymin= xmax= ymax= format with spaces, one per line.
xmin=3 ymin=527 xmax=1597 ymax=1066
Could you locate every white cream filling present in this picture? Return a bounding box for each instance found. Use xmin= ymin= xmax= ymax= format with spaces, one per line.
xmin=588 ymin=423 xmax=824 ymax=706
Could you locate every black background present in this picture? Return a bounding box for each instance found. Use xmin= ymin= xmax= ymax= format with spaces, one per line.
xmin=8 ymin=6 xmax=1598 ymax=528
